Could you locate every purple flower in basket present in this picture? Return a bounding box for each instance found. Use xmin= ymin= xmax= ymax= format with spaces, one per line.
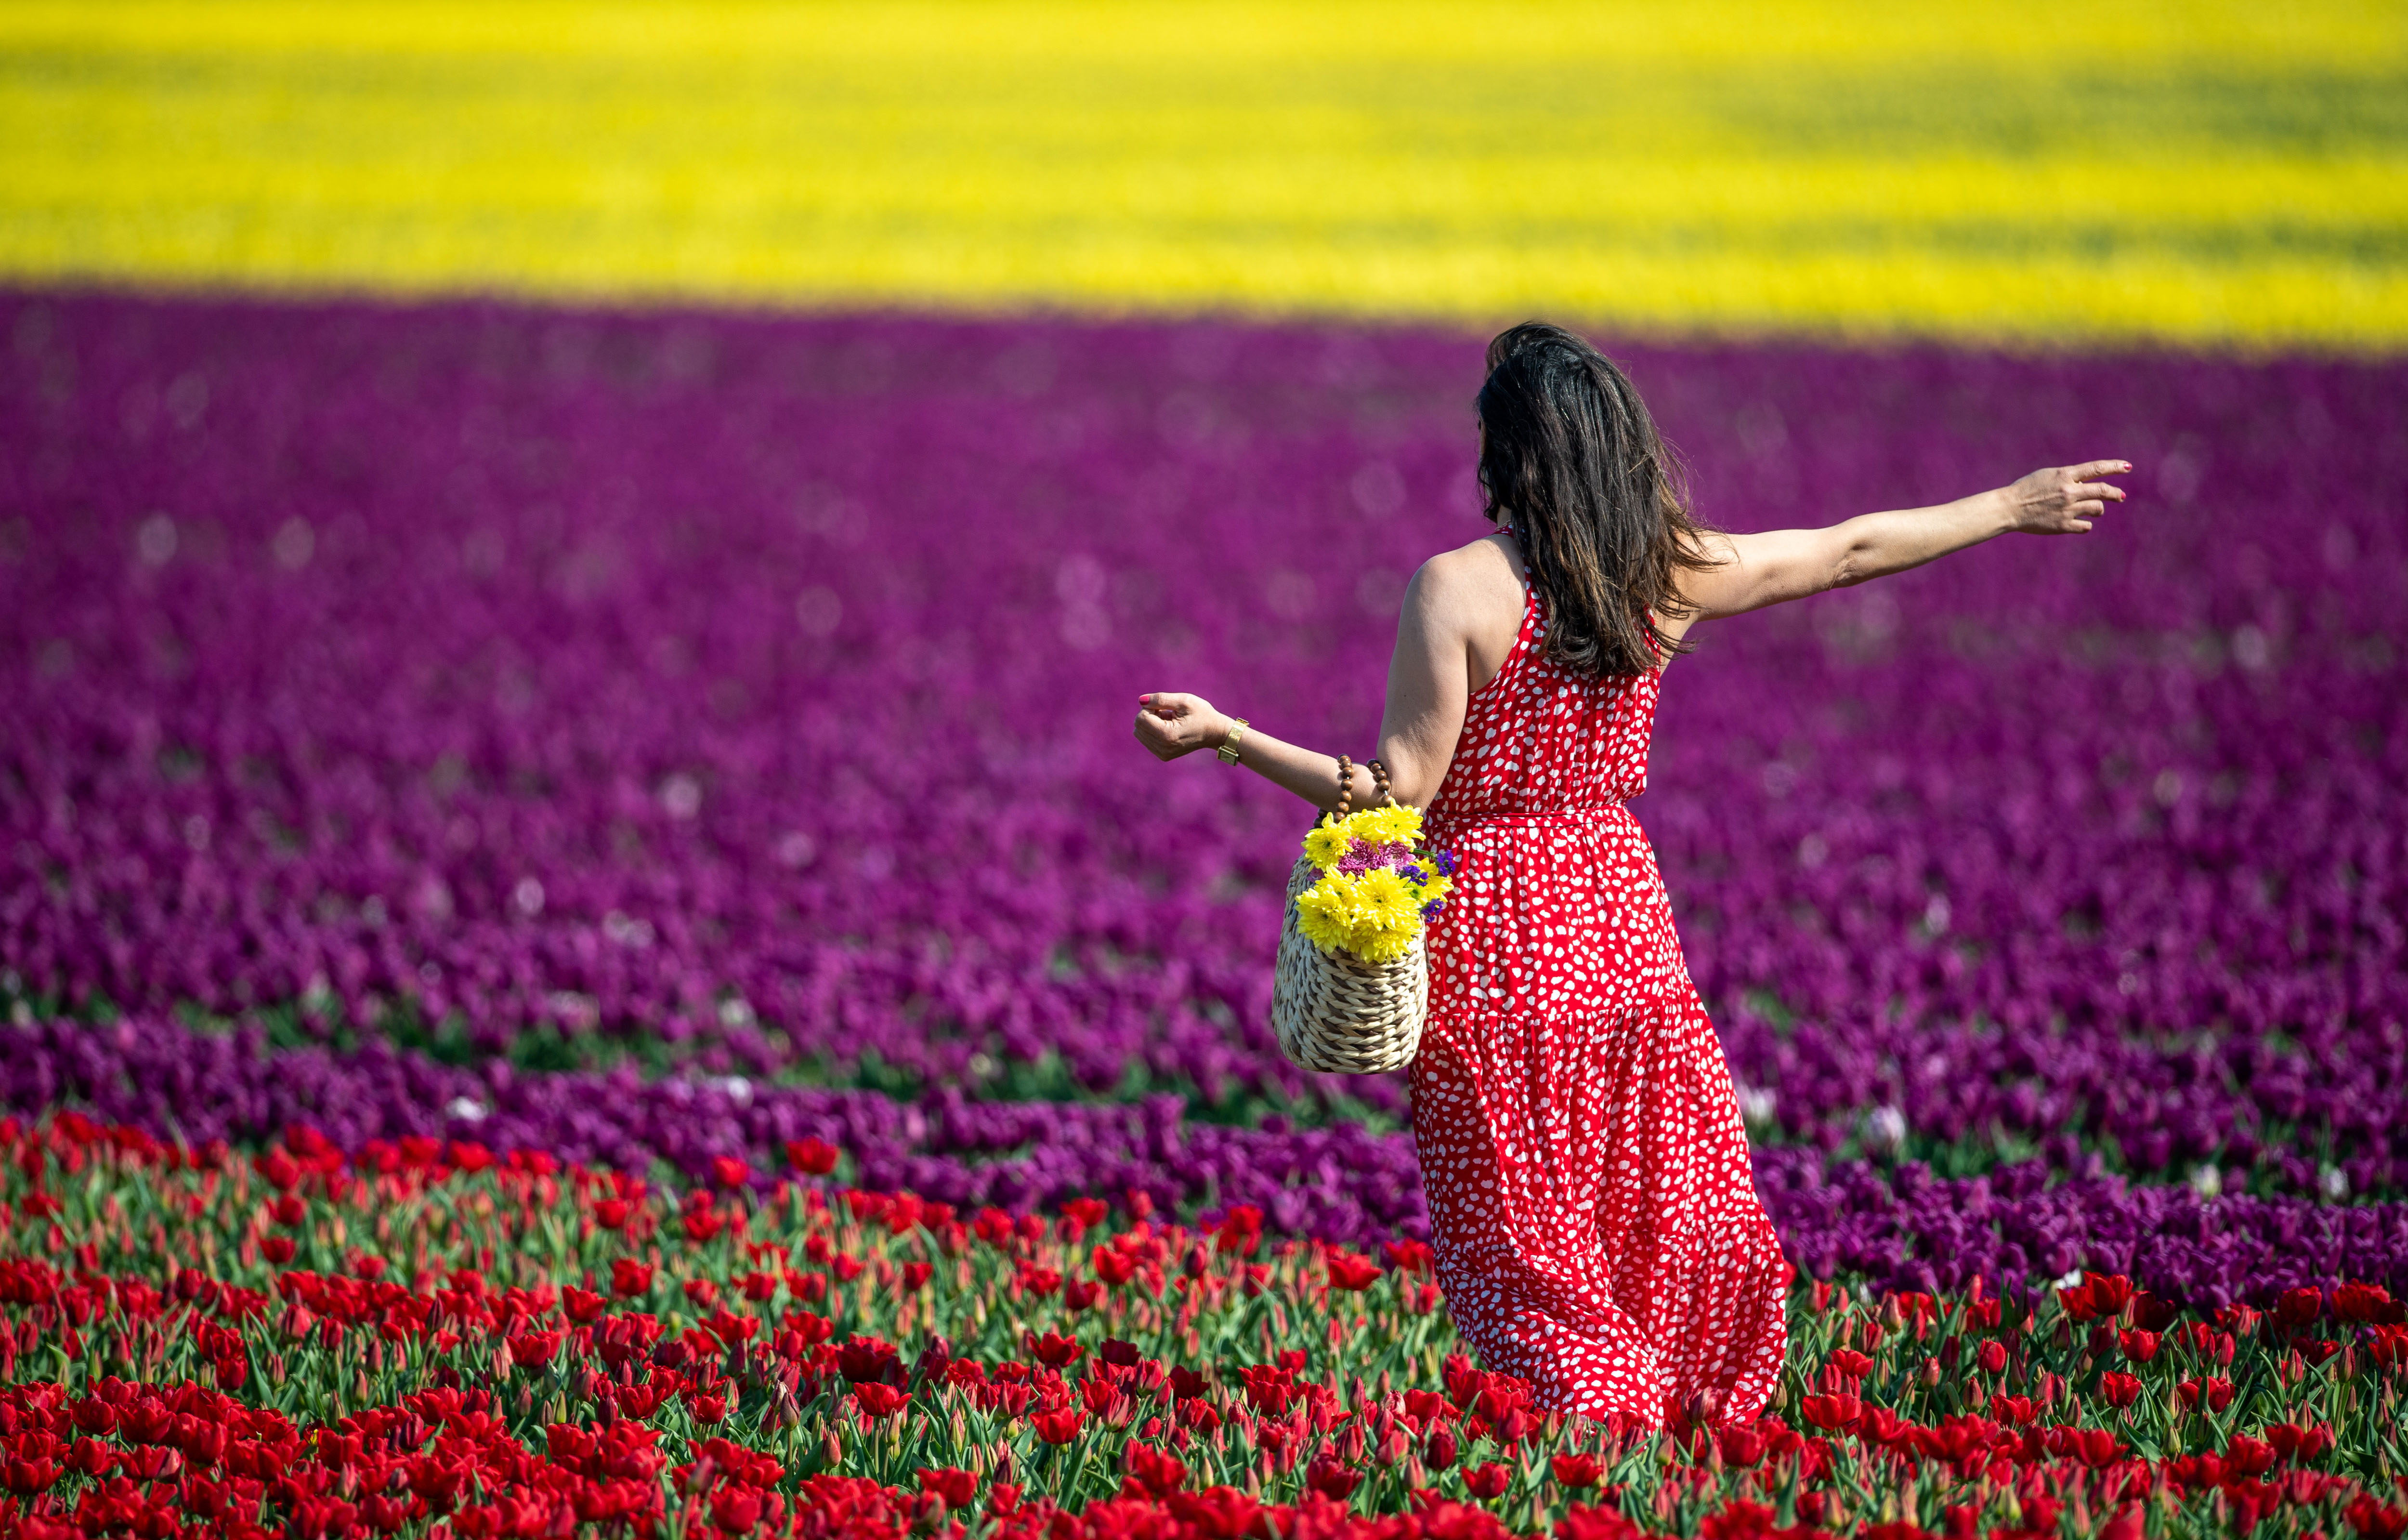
xmin=1421 ymin=901 xmax=1446 ymax=922
xmin=1432 ymin=850 xmax=1460 ymax=878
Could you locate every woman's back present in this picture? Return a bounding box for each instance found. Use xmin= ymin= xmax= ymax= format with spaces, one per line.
xmin=1412 ymin=562 xmax=1788 ymax=1425
xmin=1426 ymin=578 xmax=1657 ymax=825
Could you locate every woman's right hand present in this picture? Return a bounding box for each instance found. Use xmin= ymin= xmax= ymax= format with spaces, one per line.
xmin=1133 ymin=693 xmax=1231 ymax=761
xmin=2001 ymin=461 xmax=2132 ymax=534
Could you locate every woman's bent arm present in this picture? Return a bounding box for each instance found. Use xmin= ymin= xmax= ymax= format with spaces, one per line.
xmin=1134 ymin=545 xmax=1501 ymax=812
xmin=1677 ymin=460 xmax=2131 ymax=622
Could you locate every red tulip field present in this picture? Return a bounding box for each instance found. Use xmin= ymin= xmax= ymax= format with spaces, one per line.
xmin=3 ymin=1113 xmax=2404 ymax=1540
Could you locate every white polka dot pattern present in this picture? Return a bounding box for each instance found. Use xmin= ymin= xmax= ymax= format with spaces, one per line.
xmin=1414 ymin=584 xmax=1790 ymax=1427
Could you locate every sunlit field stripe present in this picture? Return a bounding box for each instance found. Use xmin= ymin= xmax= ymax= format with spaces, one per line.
xmin=0 ymin=0 xmax=2401 ymax=348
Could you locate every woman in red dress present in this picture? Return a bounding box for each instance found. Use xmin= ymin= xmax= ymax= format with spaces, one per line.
xmin=1136 ymin=322 xmax=2128 ymax=1425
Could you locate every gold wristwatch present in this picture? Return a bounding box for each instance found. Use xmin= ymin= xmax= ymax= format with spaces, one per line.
xmin=1217 ymin=718 xmax=1248 ymax=764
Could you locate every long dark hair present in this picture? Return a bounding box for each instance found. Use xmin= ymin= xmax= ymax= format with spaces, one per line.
xmin=1476 ymin=322 xmax=1718 ymax=677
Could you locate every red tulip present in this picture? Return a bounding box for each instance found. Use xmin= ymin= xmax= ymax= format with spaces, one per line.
xmin=2117 ymin=1328 xmax=2160 ymax=1362
xmin=1031 ymin=1407 xmax=1085 ymax=1445
xmin=1800 ymin=1393 xmax=1862 ymax=1433
xmin=1123 ymin=1443 xmax=1187 ymax=1498
xmin=1407 ymin=1421 xmax=1453 ymax=1469
xmin=709 ymin=1156 xmax=750 ymax=1190
xmin=853 ymin=1382 xmax=908 ymax=1419
xmin=1463 ymin=1463 xmax=1509 ymax=1501
xmin=2225 ymin=1435 xmax=2277 ymax=1477
xmin=1550 ymin=1452 xmax=1603 ymax=1488
xmin=1303 ymin=1458 xmax=1361 ymax=1501
xmin=1324 ymin=1252 xmax=1382 ymax=1291
xmin=64 ymin=1441 xmax=117 ymax=1478
xmin=1976 ymin=1340 xmax=2008 ymax=1374
xmin=2273 ymin=1286 xmax=2324 ymax=1329
xmin=785 ymin=1138 xmax=840 ymax=1175
xmin=2 ymin=1457 xmax=60 ymax=1496
xmin=709 ymin=1488 xmax=764 ymax=1533
xmin=2265 ymin=1423 xmax=2335 ymax=1463
xmin=611 ymin=1259 xmax=654 ymax=1297
xmin=2333 ymin=1283 xmax=2400 ymax=1323
xmin=290 ymin=1497 xmax=358 ymax=1540
xmin=2177 ymin=1376 xmax=2235 ymax=1413
xmin=1028 ymin=1331 xmax=1084 ymax=1368
xmin=1716 ymin=1425 xmax=1765 ymax=1469
xmin=2097 ymin=1371 xmax=2142 ymax=1408
xmin=919 ymin=1468 xmax=978 ymax=1508
xmin=2342 ymin=1495 xmax=2407 ymax=1540
xmin=507 ymin=1328 xmax=563 ymax=1368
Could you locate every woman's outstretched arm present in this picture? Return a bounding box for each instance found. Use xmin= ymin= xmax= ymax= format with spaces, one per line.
xmin=1133 ymin=542 xmax=1505 ymax=811
xmin=1674 ymin=460 xmax=2132 ymax=624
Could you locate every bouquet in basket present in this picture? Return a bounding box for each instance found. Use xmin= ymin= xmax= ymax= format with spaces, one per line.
xmin=1293 ymin=805 xmax=1457 ymax=964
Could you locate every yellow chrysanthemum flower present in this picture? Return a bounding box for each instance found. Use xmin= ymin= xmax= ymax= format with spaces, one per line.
xmin=1409 ymin=870 xmax=1453 ymax=903
xmin=1357 ymin=804 xmax=1424 ymax=847
xmin=1320 ymin=809 xmax=1370 ymax=847
xmin=1295 ymin=874 xmax=1359 ymax=955
xmin=1348 ymin=921 xmax=1416 ymax=964
xmin=1352 ymin=867 xmax=1419 ymax=931
xmin=1301 ymin=822 xmax=1353 ymax=871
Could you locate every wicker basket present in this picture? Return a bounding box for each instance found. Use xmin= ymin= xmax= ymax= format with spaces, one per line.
xmin=1269 ymin=757 xmax=1430 ymax=1075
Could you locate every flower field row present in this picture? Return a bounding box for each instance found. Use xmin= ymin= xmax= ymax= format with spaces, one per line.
xmin=8 ymin=1014 xmax=2406 ymax=1309
xmin=3 ymin=1113 xmax=2405 ymax=1540
xmin=6 ymin=292 xmax=2405 ymax=1205
xmin=2 ymin=2 xmax=2402 ymax=347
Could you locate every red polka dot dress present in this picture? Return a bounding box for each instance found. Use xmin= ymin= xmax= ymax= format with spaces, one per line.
xmin=1413 ymin=581 xmax=1790 ymax=1426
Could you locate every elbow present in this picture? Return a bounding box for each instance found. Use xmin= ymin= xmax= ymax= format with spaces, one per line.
xmin=1377 ymin=757 xmax=1441 ymax=811
xmin=1827 ymin=545 xmax=1875 ymax=590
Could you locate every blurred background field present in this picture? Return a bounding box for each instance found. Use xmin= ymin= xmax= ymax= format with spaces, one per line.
xmin=0 ymin=0 xmax=2403 ymax=347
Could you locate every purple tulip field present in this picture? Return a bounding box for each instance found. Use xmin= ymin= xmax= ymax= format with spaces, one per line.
xmin=4 ymin=290 xmax=2406 ymax=1307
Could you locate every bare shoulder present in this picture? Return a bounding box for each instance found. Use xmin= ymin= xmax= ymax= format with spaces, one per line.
xmin=1413 ymin=532 xmax=1525 ymax=617
xmin=1410 ymin=533 xmax=1526 ymax=686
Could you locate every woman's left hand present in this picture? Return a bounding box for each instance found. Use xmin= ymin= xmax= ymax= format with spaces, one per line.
xmin=1133 ymin=693 xmax=1231 ymax=760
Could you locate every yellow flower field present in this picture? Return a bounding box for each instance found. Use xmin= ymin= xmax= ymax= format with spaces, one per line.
xmin=0 ymin=0 xmax=2402 ymax=347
